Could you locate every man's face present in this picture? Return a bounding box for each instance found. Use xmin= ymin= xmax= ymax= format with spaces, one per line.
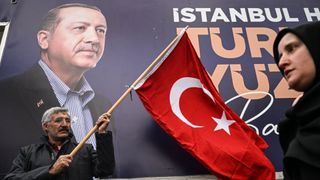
xmin=45 ymin=7 xmax=107 ymax=72
xmin=277 ymin=33 xmax=316 ymax=91
xmin=44 ymin=112 xmax=71 ymax=142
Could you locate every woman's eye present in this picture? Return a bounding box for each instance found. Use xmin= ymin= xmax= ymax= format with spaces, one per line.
xmin=287 ymin=42 xmax=301 ymax=54
xmin=287 ymin=46 xmax=294 ymax=53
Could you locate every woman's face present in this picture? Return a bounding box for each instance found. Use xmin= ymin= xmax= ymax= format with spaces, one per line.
xmin=277 ymin=33 xmax=316 ymax=92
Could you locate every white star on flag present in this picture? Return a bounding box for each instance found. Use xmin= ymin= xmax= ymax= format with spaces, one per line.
xmin=212 ymin=111 xmax=236 ymax=135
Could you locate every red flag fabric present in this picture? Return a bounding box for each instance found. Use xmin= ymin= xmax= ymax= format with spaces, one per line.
xmin=134 ymin=32 xmax=275 ymax=180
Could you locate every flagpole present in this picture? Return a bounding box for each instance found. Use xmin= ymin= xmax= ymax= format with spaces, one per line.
xmin=69 ymin=26 xmax=189 ymax=157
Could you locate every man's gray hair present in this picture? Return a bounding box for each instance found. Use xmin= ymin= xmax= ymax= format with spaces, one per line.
xmin=39 ymin=3 xmax=102 ymax=32
xmin=41 ymin=107 xmax=69 ymax=125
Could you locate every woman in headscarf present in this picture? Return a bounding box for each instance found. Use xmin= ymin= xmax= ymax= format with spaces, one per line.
xmin=273 ymin=21 xmax=320 ymax=180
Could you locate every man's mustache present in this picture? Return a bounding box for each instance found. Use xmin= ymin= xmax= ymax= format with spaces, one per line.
xmin=76 ymin=44 xmax=99 ymax=53
xmin=58 ymin=127 xmax=69 ymax=133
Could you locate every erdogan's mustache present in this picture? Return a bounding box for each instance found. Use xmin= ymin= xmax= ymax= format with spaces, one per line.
xmin=75 ymin=43 xmax=99 ymax=53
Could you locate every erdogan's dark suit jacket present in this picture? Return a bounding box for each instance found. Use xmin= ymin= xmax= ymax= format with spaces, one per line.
xmin=0 ymin=63 xmax=114 ymax=178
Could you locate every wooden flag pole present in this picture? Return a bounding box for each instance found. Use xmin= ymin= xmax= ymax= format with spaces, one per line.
xmin=69 ymin=26 xmax=188 ymax=157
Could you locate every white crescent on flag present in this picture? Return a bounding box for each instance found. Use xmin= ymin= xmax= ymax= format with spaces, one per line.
xmin=169 ymin=77 xmax=215 ymax=128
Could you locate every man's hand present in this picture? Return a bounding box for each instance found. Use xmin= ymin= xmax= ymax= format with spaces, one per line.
xmin=97 ymin=113 xmax=111 ymax=134
xmin=49 ymin=155 xmax=73 ymax=175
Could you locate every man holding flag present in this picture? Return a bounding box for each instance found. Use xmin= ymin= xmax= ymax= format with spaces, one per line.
xmin=134 ymin=30 xmax=275 ymax=179
xmin=4 ymin=107 xmax=115 ymax=180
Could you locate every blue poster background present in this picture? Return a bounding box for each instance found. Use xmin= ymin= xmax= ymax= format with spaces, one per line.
xmin=0 ymin=0 xmax=319 ymax=178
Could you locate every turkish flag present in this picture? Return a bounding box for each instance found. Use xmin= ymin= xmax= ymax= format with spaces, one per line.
xmin=134 ymin=32 xmax=275 ymax=179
